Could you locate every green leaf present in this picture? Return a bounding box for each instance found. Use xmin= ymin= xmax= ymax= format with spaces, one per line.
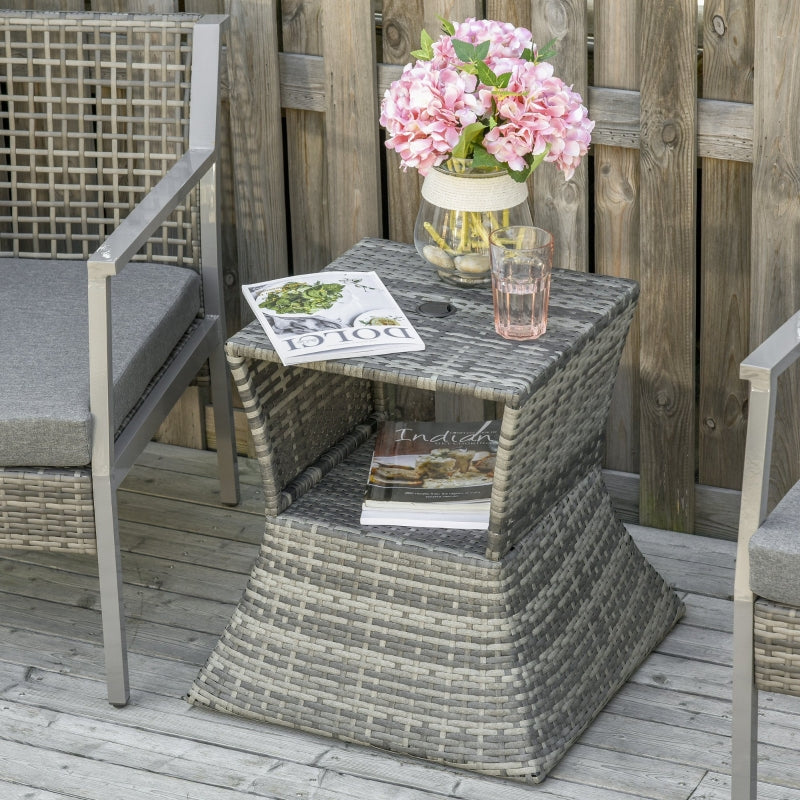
xmin=411 ymin=28 xmax=434 ymax=60
xmin=452 ymin=121 xmax=486 ymax=159
xmin=536 ymin=38 xmax=558 ymax=61
xmin=470 ymin=144 xmax=503 ymax=171
xmin=438 ymin=16 xmax=455 ymax=36
xmin=507 ymin=165 xmax=531 ymax=183
xmin=452 ymin=38 xmax=477 ymax=63
xmin=496 ymin=71 xmax=511 ymax=89
xmin=505 ymin=145 xmax=553 ymax=183
xmin=475 ymin=60 xmax=499 ymax=86
xmin=475 ymin=40 xmax=491 ymax=61
xmin=521 ymin=47 xmax=534 ymax=62
xmin=530 ymin=144 xmax=551 ymax=171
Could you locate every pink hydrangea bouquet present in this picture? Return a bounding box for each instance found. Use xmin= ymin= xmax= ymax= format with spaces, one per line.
xmin=379 ymin=18 xmax=594 ymax=182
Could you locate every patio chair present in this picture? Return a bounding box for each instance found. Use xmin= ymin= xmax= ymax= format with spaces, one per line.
xmin=732 ymin=309 xmax=800 ymax=798
xmin=0 ymin=11 xmax=239 ymax=707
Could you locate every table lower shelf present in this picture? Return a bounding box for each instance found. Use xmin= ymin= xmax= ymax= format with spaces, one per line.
xmin=188 ymin=459 xmax=683 ymax=784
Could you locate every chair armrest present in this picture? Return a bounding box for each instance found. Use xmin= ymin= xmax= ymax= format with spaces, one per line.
xmin=736 ymin=309 xmax=800 ymax=601
xmin=740 ymin=309 xmax=800 ymax=389
xmin=87 ymin=146 xmax=215 ymax=280
xmin=85 ymin=145 xmax=215 ymax=481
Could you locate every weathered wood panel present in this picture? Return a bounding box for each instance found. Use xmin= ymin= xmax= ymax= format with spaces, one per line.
xmin=225 ymin=0 xmax=289 ymax=327
xmin=594 ymin=0 xmax=640 ymax=474
xmin=698 ymin=0 xmax=753 ymax=490
xmin=381 ymin=0 xmax=423 ymax=247
xmin=751 ymin=0 xmax=800 ymax=510
xmin=282 ymin=0 xmax=330 ymax=274
xmin=638 ymin=0 xmax=697 ymax=531
xmin=92 ymin=0 xmax=176 ymax=10
xmin=529 ymin=0 xmax=591 ymax=272
xmin=320 ymin=0 xmax=383 ymax=258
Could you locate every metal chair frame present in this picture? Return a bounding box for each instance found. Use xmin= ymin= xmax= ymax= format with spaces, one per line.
xmin=732 ymin=309 xmax=800 ymax=797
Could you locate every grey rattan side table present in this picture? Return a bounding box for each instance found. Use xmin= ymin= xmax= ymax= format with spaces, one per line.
xmin=188 ymin=238 xmax=683 ymax=783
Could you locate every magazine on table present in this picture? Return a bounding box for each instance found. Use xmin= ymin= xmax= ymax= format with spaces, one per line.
xmin=360 ymin=419 xmax=501 ymax=530
xmin=242 ymin=271 xmax=425 ymax=366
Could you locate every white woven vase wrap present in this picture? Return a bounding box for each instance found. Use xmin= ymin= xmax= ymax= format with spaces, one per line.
xmin=421 ymin=167 xmax=529 ymax=212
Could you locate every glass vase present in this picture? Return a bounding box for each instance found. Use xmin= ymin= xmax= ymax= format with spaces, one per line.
xmin=413 ymin=158 xmax=533 ymax=287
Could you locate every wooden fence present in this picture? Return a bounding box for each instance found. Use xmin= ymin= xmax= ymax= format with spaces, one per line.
xmin=10 ymin=0 xmax=799 ymax=539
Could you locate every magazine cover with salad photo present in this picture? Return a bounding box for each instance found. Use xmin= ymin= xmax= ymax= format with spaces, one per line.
xmin=360 ymin=419 xmax=501 ymax=529
xmin=242 ymin=271 xmax=425 ymax=365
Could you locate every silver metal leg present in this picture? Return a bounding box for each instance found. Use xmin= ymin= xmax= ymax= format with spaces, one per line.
xmin=92 ymin=473 xmax=130 ymax=706
xmin=209 ymin=339 xmax=240 ymax=506
xmin=731 ymin=595 xmax=758 ymax=800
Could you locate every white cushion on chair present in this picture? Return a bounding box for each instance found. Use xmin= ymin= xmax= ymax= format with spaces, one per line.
xmin=0 ymin=258 xmax=200 ymax=467
xmin=749 ymin=478 xmax=800 ymax=607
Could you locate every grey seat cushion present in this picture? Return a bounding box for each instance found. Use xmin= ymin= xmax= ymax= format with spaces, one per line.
xmin=750 ymin=479 xmax=800 ymax=607
xmin=0 ymin=258 xmax=200 ymax=467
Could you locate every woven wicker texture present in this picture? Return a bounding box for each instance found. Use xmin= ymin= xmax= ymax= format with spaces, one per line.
xmin=226 ymin=355 xmax=380 ymax=515
xmin=191 ymin=239 xmax=683 ymax=783
xmin=0 ymin=467 xmax=94 ymax=552
xmin=754 ymin=598 xmax=800 ymax=696
xmin=226 ymin=238 xmax=641 ymax=561
xmin=0 ymin=11 xmax=199 ymax=266
xmin=189 ymin=461 xmax=682 ymax=782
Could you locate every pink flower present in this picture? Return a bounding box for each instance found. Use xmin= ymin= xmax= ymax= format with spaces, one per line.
xmin=483 ymin=61 xmax=594 ymax=180
xmin=432 ymin=18 xmax=533 ymax=70
xmin=379 ymin=18 xmax=593 ymax=181
xmin=380 ymin=62 xmax=485 ymax=175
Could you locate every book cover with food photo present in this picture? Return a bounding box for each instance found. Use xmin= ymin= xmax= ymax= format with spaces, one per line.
xmin=360 ymin=419 xmax=501 ymax=529
xmin=242 ymin=271 xmax=425 ymax=365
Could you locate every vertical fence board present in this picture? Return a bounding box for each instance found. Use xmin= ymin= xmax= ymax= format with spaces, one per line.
xmin=527 ymin=0 xmax=590 ymax=272
xmin=594 ymin=0 xmax=640 ymax=474
xmin=3 ymin=1 xmax=83 ymax=8
xmin=321 ymin=0 xmax=382 ymax=258
xmin=381 ymin=0 xmax=424 ymax=246
xmin=92 ymin=0 xmax=177 ymax=10
xmin=225 ymin=0 xmax=288 ymax=328
xmin=752 ymin=0 xmax=800 ymax=509
xmin=698 ymin=0 xmax=753 ymax=490
xmin=185 ymin=0 xmax=224 ymax=11
xmin=639 ymin=0 xmax=697 ymax=532
xmin=282 ymin=0 xmax=331 ymax=273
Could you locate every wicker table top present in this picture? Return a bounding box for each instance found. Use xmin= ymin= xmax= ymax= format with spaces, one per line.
xmin=227 ymin=237 xmax=638 ymax=409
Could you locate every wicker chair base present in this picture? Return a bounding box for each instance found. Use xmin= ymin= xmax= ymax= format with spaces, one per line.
xmin=188 ymin=461 xmax=683 ymax=783
xmin=754 ymin=598 xmax=800 ymax=696
xmin=0 ymin=467 xmax=95 ymax=553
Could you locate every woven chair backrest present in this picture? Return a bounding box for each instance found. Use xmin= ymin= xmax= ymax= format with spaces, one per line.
xmin=0 ymin=11 xmax=201 ymax=267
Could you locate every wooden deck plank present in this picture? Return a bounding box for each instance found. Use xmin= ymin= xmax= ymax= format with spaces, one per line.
xmin=690 ymin=771 xmax=800 ymax=799
xmin=0 ymin=559 xmax=236 ymax=635
xmin=1 ymin=443 xmax=800 ymax=799
xmin=0 ymin=780 xmax=69 ymax=800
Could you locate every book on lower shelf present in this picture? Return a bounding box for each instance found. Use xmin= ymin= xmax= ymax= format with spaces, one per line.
xmin=242 ymin=270 xmax=425 ymax=365
xmin=360 ymin=419 xmax=501 ymax=530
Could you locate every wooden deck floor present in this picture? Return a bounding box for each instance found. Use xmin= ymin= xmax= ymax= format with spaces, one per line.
xmin=1 ymin=443 xmax=799 ymax=800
